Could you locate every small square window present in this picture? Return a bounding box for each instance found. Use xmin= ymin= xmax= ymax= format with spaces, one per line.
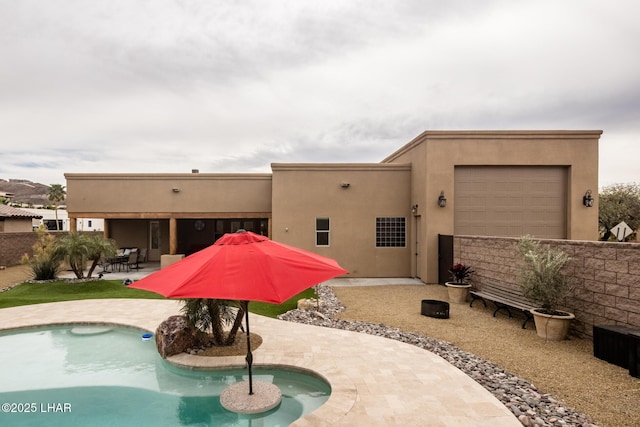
xmin=376 ymin=217 xmax=406 ymax=247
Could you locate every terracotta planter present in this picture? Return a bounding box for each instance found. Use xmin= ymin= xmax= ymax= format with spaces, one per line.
xmin=445 ymin=282 xmax=471 ymax=304
xmin=530 ymin=308 xmax=575 ymax=341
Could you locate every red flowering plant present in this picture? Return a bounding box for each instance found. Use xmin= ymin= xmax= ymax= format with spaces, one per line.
xmin=448 ymin=263 xmax=474 ymax=284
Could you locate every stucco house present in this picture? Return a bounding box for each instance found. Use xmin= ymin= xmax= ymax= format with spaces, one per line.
xmin=65 ymin=130 xmax=601 ymax=283
xmin=0 ymin=205 xmax=42 ymax=232
xmin=18 ymin=208 xmax=105 ymax=232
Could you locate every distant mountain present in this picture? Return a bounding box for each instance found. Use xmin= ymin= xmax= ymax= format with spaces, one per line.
xmin=0 ymin=179 xmax=58 ymax=206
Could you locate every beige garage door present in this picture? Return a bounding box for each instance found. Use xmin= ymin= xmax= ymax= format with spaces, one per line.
xmin=454 ymin=166 xmax=567 ymax=238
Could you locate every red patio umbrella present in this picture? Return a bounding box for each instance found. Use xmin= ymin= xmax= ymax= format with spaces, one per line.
xmin=130 ymin=230 xmax=347 ymax=400
xmin=131 ymin=230 xmax=347 ymax=302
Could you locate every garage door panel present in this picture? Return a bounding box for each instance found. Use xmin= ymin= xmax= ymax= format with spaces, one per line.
xmin=454 ymin=166 xmax=567 ymax=239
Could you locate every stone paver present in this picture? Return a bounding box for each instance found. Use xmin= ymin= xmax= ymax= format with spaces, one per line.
xmin=0 ymin=297 xmax=519 ymax=426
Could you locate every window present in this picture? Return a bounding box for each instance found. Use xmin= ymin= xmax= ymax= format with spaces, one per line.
xmin=376 ymin=217 xmax=406 ymax=247
xmin=150 ymin=221 xmax=160 ymax=250
xmin=316 ymin=217 xmax=330 ymax=246
xmin=43 ymin=219 xmax=63 ymax=231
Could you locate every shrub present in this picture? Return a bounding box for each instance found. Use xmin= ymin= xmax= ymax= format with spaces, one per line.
xmin=516 ymin=235 xmax=574 ymax=312
xmin=21 ymin=227 xmax=63 ymax=280
xmin=448 ymin=263 xmax=474 ymax=283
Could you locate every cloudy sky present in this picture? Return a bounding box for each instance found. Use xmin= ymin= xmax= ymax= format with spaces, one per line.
xmin=1 ymin=0 xmax=639 ymax=188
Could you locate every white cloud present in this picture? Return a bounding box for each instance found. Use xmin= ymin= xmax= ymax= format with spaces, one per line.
xmin=0 ymin=0 xmax=639 ymax=188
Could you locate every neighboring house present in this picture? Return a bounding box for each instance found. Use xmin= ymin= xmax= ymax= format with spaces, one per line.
xmin=19 ymin=208 xmax=104 ymax=232
xmin=0 ymin=191 xmax=14 ymax=202
xmin=0 ymin=205 xmax=42 ymax=232
xmin=65 ymin=130 xmax=602 ymax=283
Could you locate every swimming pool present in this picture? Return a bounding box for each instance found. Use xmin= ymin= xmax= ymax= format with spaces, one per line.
xmin=0 ymin=326 xmax=330 ymax=426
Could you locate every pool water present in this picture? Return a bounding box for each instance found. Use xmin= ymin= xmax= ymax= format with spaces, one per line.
xmin=0 ymin=326 xmax=330 ymax=426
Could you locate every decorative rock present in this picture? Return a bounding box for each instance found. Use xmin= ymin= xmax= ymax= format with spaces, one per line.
xmin=519 ymin=414 xmax=531 ymax=426
xmin=296 ymin=298 xmax=321 ymax=310
xmin=279 ymin=284 xmax=600 ymax=427
xmin=155 ymin=315 xmax=205 ymax=358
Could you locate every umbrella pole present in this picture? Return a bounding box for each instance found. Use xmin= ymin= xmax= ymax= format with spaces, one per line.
xmin=244 ymin=300 xmax=254 ymax=395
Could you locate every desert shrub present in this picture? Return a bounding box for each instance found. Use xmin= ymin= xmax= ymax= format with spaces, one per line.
xmin=21 ymin=227 xmax=63 ymax=280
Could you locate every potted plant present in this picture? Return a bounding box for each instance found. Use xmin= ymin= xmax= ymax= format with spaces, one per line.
xmin=516 ymin=235 xmax=575 ymax=340
xmin=445 ymin=263 xmax=474 ymax=303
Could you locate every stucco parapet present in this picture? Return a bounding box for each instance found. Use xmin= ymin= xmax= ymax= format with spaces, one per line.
xmin=382 ymin=130 xmax=602 ymax=163
xmin=65 ymin=173 xmax=272 ymax=181
xmin=270 ymin=163 xmax=411 ymax=172
xmin=421 ymin=130 xmax=603 ymax=139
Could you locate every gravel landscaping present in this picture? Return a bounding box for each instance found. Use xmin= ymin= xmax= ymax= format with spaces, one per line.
xmin=3 ymin=266 xmax=638 ymax=427
xmin=280 ymin=284 xmax=640 ymax=427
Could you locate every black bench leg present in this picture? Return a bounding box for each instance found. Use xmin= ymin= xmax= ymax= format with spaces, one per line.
xmin=493 ymin=303 xmax=512 ymax=318
xmin=470 ymin=295 xmax=487 ymax=308
xmin=522 ymin=312 xmax=534 ymax=329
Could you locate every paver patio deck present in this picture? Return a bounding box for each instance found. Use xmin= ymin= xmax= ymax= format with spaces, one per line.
xmin=0 ymin=297 xmax=519 ymax=426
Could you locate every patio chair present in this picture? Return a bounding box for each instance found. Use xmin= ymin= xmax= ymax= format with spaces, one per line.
xmin=125 ymin=251 xmax=139 ymax=271
xmin=137 ymin=248 xmax=148 ymax=266
xmin=98 ymin=256 xmax=112 ymax=273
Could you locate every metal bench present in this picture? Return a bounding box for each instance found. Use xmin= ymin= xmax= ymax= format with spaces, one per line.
xmin=470 ymin=283 xmax=535 ymax=329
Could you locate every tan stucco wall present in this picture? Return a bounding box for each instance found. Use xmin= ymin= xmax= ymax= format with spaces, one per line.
xmin=65 ymin=173 xmax=272 ymax=216
xmin=271 ymin=163 xmax=412 ymax=278
xmin=65 ymin=173 xmax=272 ymax=260
xmin=383 ymin=130 xmax=602 ymax=283
xmin=63 ymin=130 xmax=600 ymax=281
xmin=107 ymin=219 xmax=154 ymax=251
xmin=1 ymin=218 xmax=33 ymax=233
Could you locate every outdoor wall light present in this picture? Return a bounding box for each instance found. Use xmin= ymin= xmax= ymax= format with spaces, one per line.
xmin=411 ymin=204 xmax=419 ymax=214
xmin=341 ymin=182 xmax=350 ymax=188
xmin=172 ymin=188 xmax=181 ymax=193
xmin=438 ymin=191 xmax=447 ymax=208
xmin=583 ymin=190 xmax=594 ymax=207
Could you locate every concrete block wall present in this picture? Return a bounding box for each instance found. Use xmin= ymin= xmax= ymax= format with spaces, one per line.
xmin=0 ymin=232 xmax=40 ymax=267
xmin=455 ymin=235 xmax=640 ymax=339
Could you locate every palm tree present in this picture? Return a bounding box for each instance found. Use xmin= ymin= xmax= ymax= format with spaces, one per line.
xmin=85 ymin=235 xmax=118 ymax=278
xmin=48 ymin=184 xmax=66 ymax=231
xmin=55 ymin=232 xmax=90 ymax=279
xmin=181 ymin=299 xmax=245 ymax=346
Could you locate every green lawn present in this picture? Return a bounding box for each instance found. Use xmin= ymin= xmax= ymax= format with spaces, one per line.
xmin=0 ymin=280 xmax=316 ymax=318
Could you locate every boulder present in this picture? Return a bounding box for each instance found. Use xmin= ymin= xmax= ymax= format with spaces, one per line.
xmin=155 ymin=315 xmax=205 ymax=358
xmin=297 ymin=298 xmax=322 ymax=311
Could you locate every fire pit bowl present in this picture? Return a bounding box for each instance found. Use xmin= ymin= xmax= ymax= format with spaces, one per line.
xmin=421 ymin=299 xmax=450 ymax=319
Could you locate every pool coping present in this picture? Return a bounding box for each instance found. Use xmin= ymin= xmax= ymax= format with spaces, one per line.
xmin=0 ymin=299 xmax=520 ymax=426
